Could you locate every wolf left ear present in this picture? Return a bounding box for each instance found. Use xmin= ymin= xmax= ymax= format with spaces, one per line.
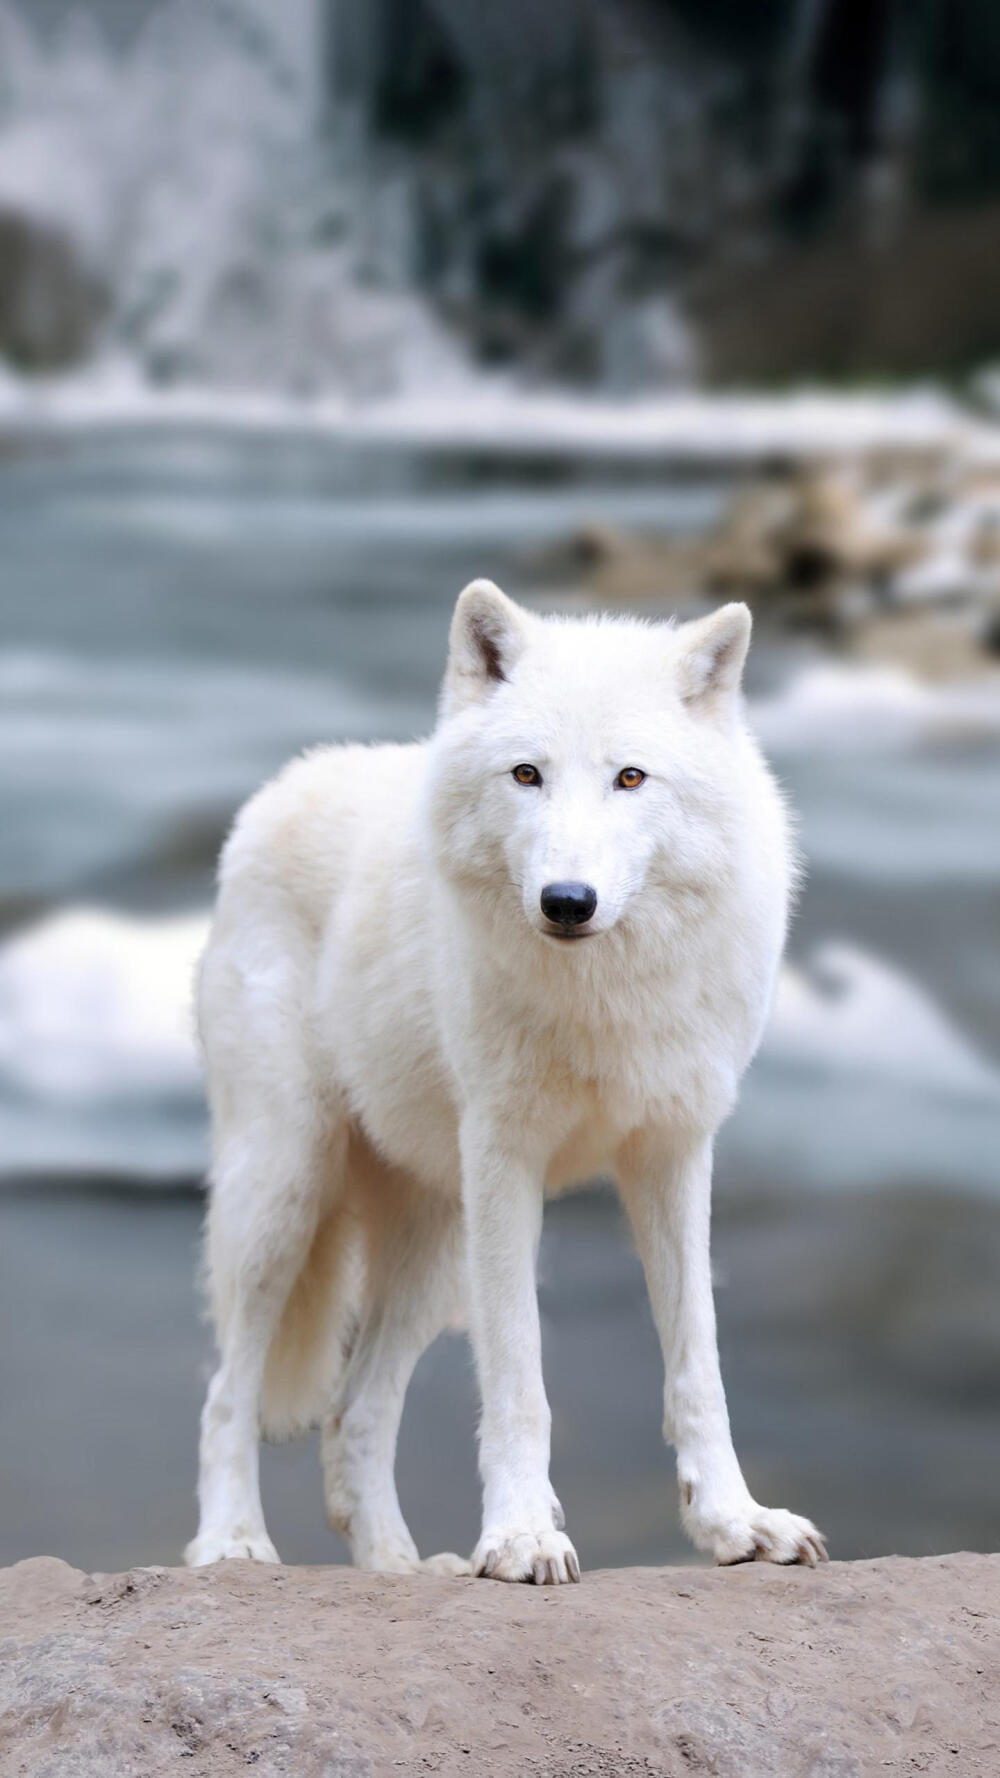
xmin=676 ymin=603 xmax=751 ymax=711
xmin=442 ymin=579 xmax=530 ymax=714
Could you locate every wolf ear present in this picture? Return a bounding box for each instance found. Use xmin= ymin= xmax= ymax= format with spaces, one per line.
xmin=675 ymin=603 xmax=751 ymax=712
xmin=442 ymin=579 xmax=530 ymax=714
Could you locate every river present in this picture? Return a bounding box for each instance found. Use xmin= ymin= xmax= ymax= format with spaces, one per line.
xmin=1 ymin=425 xmax=998 ymax=1570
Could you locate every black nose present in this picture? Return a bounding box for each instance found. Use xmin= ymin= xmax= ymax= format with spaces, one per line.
xmin=540 ymin=881 xmax=598 ymax=928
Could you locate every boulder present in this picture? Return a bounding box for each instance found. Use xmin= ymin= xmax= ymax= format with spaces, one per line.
xmin=0 ymin=208 xmax=106 ymax=371
xmin=1 ymin=1553 xmax=997 ymax=1775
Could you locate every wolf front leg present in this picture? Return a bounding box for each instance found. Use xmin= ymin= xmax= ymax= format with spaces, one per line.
xmin=461 ymin=1116 xmax=580 ymax=1584
xmin=620 ymin=1129 xmax=827 ymax=1568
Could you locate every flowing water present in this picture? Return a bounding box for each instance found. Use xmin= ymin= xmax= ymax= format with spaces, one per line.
xmin=0 ymin=0 xmax=469 ymax=393
xmin=0 ymin=426 xmax=998 ymax=1571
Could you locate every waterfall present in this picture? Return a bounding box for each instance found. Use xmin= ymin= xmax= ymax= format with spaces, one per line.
xmin=0 ymin=0 xmax=468 ymax=393
xmin=2 ymin=0 xmax=997 ymax=395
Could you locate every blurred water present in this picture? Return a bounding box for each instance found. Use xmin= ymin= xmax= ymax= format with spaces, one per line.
xmin=0 ymin=429 xmax=726 ymax=906
xmin=4 ymin=1180 xmax=998 ymax=1572
xmin=1 ymin=428 xmax=998 ymax=1191
xmin=0 ymin=428 xmax=998 ymax=1570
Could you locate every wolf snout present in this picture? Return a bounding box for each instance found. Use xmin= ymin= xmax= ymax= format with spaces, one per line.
xmin=540 ymin=881 xmax=598 ymax=931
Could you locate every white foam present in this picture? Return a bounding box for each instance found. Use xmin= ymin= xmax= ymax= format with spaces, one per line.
xmin=0 ymin=907 xmax=207 ymax=1101
xmin=750 ymin=661 xmax=1000 ymax=753
xmin=0 ymin=906 xmax=209 ymax=1178
xmin=726 ymin=943 xmax=1000 ymax=1197
xmin=765 ymin=942 xmax=1000 ymax=1101
xmin=0 ymin=359 xmax=981 ymax=465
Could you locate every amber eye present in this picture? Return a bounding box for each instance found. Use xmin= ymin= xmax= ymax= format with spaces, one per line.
xmin=616 ymin=766 xmax=646 ymax=790
xmin=512 ymin=763 xmax=542 ymax=786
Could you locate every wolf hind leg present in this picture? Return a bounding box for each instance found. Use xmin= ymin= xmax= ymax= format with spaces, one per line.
xmin=186 ymin=1113 xmax=349 ymax=1567
xmin=321 ymin=1159 xmax=469 ymax=1575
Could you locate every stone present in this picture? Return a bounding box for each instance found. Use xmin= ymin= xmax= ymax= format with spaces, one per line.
xmin=0 ymin=1555 xmax=996 ymax=1776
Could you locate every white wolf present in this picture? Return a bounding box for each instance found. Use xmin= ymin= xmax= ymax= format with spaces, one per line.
xmin=186 ymin=580 xmax=826 ymax=1583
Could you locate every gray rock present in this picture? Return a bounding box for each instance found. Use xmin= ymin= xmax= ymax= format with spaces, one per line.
xmin=1 ymin=1554 xmax=997 ymax=1775
xmin=0 ymin=209 xmax=106 ymax=372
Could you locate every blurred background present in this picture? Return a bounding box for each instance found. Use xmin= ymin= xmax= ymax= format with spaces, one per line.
xmin=1 ymin=0 xmax=999 ymax=1575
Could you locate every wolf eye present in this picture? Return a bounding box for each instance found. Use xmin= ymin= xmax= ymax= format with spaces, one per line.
xmin=512 ymin=763 xmax=542 ymax=786
xmin=616 ymin=767 xmax=646 ymax=790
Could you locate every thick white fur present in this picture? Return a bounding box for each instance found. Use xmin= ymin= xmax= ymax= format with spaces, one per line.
xmin=186 ymin=581 xmax=826 ymax=1581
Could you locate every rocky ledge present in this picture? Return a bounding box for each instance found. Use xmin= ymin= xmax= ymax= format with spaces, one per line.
xmin=1 ymin=1554 xmax=997 ymax=1776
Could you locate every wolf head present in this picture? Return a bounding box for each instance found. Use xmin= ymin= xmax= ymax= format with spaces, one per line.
xmin=428 ymin=579 xmax=766 ymax=946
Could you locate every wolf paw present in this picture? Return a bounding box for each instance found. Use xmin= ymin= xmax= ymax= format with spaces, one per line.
xmin=473 ymin=1528 xmax=581 ymax=1585
xmin=184 ymin=1530 xmax=280 ymax=1566
xmin=686 ymin=1496 xmax=827 ymax=1568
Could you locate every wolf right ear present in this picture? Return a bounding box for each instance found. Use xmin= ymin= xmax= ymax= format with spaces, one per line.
xmin=675 ymin=602 xmax=751 ymax=713
xmin=441 ymin=580 xmax=530 ymax=715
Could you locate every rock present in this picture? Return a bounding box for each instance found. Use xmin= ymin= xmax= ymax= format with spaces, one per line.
xmin=699 ymin=463 xmax=926 ymax=608
xmin=969 ymin=513 xmax=1000 ymax=568
xmin=0 ymin=1555 xmax=997 ymax=1775
xmin=540 ymin=518 xmax=634 ymax=575
xmin=530 ymin=464 xmax=927 ymax=631
xmin=846 ymin=608 xmax=1000 ymax=681
xmin=777 ymin=464 xmax=925 ymax=583
xmin=0 ymin=208 xmax=106 ymax=372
